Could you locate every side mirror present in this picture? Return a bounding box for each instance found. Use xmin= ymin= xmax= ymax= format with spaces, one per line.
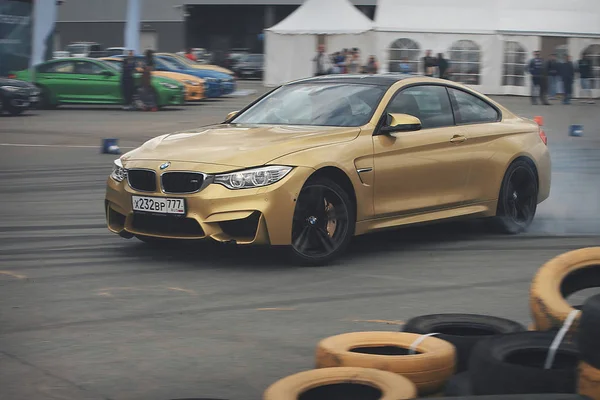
xmin=225 ymin=110 xmax=239 ymax=121
xmin=378 ymin=113 xmax=422 ymax=135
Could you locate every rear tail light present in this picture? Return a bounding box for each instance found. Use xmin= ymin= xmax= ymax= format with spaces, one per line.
xmin=8 ymin=74 xmax=16 ymax=79
xmin=539 ymin=128 xmax=548 ymax=145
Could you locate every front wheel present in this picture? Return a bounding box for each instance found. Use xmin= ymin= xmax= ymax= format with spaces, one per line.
xmin=6 ymin=106 xmax=24 ymax=116
xmin=491 ymin=160 xmax=538 ymax=234
xmin=289 ymin=177 xmax=355 ymax=266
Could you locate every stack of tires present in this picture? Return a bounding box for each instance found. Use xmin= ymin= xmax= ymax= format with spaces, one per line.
xmin=263 ymin=248 xmax=600 ymax=399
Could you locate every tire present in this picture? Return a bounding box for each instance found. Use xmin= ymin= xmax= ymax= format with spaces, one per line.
xmin=492 ymin=159 xmax=538 ymax=234
xmin=578 ymin=361 xmax=600 ymax=400
xmin=263 ymin=367 xmax=417 ymax=400
xmin=6 ymin=106 xmax=24 ymax=116
xmin=315 ymin=331 xmax=456 ymax=396
xmin=288 ymin=177 xmax=355 ymax=266
xmin=444 ymin=371 xmax=473 ymax=396
xmin=403 ymin=314 xmax=525 ymax=372
xmin=530 ymin=247 xmax=600 ymax=332
xmin=469 ymin=331 xmax=579 ymax=395
xmin=579 ymin=294 xmax=600 ymax=369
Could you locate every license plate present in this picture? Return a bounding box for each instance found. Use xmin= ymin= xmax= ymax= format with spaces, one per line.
xmin=29 ymin=96 xmax=39 ymax=102
xmin=132 ymin=196 xmax=185 ymax=215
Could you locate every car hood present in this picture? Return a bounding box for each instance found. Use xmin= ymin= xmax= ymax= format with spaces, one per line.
xmin=123 ymin=124 xmax=360 ymax=169
xmin=0 ymin=78 xmax=31 ymax=87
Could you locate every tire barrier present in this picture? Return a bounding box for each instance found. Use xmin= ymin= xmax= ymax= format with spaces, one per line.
xmin=577 ymin=361 xmax=600 ymax=400
xmin=469 ymin=332 xmax=579 ymax=395
xmin=315 ymin=331 xmax=455 ymax=396
xmin=402 ymin=314 xmax=525 ymax=372
xmin=530 ymin=247 xmax=600 ymax=332
xmin=263 ymin=367 xmax=417 ymax=400
xmin=443 ymin=371 xmax=473 ymax=396
xmin=578 ymin=294 xmax=600 ymax=369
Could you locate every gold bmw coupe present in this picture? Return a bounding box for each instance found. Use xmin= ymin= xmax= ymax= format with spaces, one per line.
xmin=105 ymin=75 xmax=550 ymax=265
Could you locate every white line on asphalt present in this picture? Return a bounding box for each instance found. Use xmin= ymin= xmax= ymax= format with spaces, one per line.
xmin=0 ymin=143 xmax=135 ymax=149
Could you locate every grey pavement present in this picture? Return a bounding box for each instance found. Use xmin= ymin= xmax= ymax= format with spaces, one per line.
xmin=0 ymin=81 xmax=599 ymax=400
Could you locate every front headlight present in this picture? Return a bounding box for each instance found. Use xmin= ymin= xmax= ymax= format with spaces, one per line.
xmin=160 ymin=82 xmax=179 ymax=90
xmin=206 ymin=77 xmax=217 ymax=83
xmin=110 ymin=158 xmax=127 ymax=182
xmin=1 ymin=86 xmax=20 ymax=92
xmin=214 ymin=166 xmax=293 ymax=190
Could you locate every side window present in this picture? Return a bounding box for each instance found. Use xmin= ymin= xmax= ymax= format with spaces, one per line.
xmin=385 ymin=85 xmax=454 ymax=129
xmin=448 ymin=88 xmax=499 ymax=124
xmin=74 ymin=61 xmax=105 ymax=75
xmin=38 ymin=61 xmax=74 ymax=73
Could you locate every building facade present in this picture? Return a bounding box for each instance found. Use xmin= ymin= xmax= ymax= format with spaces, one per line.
xmin=55 ymin=0 xmax=376 ymax=54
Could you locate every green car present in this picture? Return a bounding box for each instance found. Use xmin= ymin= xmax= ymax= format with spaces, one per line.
xmin=11 ymin=58 xmax=185 ymax=109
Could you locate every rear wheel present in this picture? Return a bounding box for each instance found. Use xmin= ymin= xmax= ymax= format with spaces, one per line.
xmin=492 ymin=160 xmax=538 ymax=234
xmin=289 ymin=177 xmax=355 ymax=266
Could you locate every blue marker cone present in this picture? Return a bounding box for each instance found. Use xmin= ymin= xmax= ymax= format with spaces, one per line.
xmin=101 ymin=138 xmax=121 ymax=154
xmin=569 ymin=125 xmax=583 ymax=137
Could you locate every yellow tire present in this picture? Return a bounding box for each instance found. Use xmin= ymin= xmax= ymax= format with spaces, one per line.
xmin=528 ymin=323 xmax=537 ymax=331
xmin=315 ymin=331 xmax=455 ymax=395
xmin=578 ymin=361 xmax=600 ymax=400
xmin=530 ymin=247 xmax=600 ymax=332
xmin=263 ymin=367 xmax=417 ymax=400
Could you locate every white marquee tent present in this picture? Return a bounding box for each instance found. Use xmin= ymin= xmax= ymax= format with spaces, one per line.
xmin=374 ymin=0 xmax=600 ymax=96
xmin=264 ymin=0 xmax=374 ymax=87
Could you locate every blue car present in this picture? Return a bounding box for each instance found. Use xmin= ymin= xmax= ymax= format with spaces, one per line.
xmin=116 ymin=55 xmax=222 ymax=98
xmin=155 ymin=55 xmax=236 ymax=96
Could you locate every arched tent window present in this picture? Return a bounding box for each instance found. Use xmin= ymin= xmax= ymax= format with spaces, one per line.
xmin=503 ymin=41 xmax=527 ymax=87
xmin=582 ymin=44 xmax=600 ymax=89
xmin=449 ymin=40 xmax=481 ymax=85
xmin=388 ymin=38 xmax=420 ymax=74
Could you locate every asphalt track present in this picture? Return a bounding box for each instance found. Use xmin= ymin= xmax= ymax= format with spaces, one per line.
xmin=1 ymin=81 xmax=599 ymax=400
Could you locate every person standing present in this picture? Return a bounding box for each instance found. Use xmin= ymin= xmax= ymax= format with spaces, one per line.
xmin=313 ymin=44 xmax=329 ymax=76
xmin=422 ymin=50 xmax=437 ymax=77
xmin=184 ymin=48 xmax=197 ymax=62
xmin=546 ymin=54 xmax=559 ymax=100
xmin=141 ymin=49 xmax=157 ymax=111
xmin=365 ymin=55 xmax=379 ymax=74
xmin=578 ymin=54 xmax=595 ymax=104
xmin=399 ymin=58 xmax=412 ymax=74
xmin=437 ymin=53 xmax=450 ymax=79
xmin=560 ymin=55 xmax=575 ymax=105
xmin=346 ymin=50 xmax=361 ymax=74
xmin=528 ymin=50 xmax=544 ymax=105
xmin=120 ymin=50 xmax=136 ymax=110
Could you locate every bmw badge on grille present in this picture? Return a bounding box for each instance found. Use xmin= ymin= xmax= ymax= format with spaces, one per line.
xmin=159 ymin=162 xmax=171 ymax=170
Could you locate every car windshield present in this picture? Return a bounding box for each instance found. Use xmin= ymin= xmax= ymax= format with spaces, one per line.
xmin=243 ymin=55 xmax=263 ymax=63
xmin=66 ymin=44 xmax=87 ymax=54
xmin=231 ymin=83 xmax=386 ymax=127
xmin=95 ymin=60 xmax=119 ymax=72
xmin=159 ymin=56 xmax=188 ymax=70
xmin=103 ymin=60 xmax=122 ymax=71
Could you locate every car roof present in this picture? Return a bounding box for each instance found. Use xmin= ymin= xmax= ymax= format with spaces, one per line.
xmin=287 ymin=73 xmax=412 ymax=88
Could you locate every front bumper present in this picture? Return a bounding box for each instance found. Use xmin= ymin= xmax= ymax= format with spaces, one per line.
xmin=184 ymin=84 xmax=204 ymax=101
xmin=2 ymin=89 xmax=38 ymax=108
xmin=105 ymin=162 xmax=314 ymax=245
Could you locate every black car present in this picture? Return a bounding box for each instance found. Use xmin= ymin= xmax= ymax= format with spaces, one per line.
xmin=234 ymin=54 xmax=264 ymax=79
xmin=0 ymin=78 xmax=39 ymax=115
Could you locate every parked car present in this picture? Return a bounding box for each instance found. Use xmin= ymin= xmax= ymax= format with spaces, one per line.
xmin=176 ymin=48 xmax=213 ymax=64
xmin=233 ymin=53 xmax=264 ymax=79
xmin=52 ymin=51 xmax=71 ymax=59
xmin=105 ymin=75 xmax=551 ymax=265
xmin=101 ymin=57 xmax=205 ymax=101
xmin=11 ymin=58 xmax=184 ymax=109
xmin=105 ymin=47 xmax=128 ymax=57
xmin=65 ymin=42 xmax=107 ymax=58
xmin=158 ymin=52 xmax=234 ymax=76
xmin=154 ymin=55 xmax=235 ymax=96
xmin=0 ymin=77 xmax=40 ymax=115
xmin=115 ymin=55 xmax=222 ymax=98
xmin=225 ymin=48 xmax=250 ymax=70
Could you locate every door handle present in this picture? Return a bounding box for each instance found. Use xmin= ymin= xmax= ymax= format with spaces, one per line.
xmin=450 ymin=135 xmax=467 ymax=144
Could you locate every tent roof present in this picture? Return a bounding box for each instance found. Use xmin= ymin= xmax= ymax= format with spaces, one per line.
xmin=375 ymin=0 xmax=600 ymax=36
xmin=266 ymin=0 xmax=374 ymax=34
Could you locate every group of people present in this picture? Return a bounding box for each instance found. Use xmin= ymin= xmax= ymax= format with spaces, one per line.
xmin=313 ymin=45 xmax=379 ymax=76
xmin=528 ymin=51 xmax=595 ymax=105
xmin=120 ymin=49 xmax=157 ymax=111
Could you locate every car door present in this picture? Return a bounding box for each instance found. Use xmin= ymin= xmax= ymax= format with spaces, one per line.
xmin=372 ymin=84 xmax=473 ymax=217
xmin=446 ymin=87 xmax=503 ymax=205
xmin=72 ymin=60 xmax=117 ymax=102
xmin=36 ymin=60 xmax=75 ymax=101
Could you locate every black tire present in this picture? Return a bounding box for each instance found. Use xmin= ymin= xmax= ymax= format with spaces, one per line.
xmin=444 ymin=371 xmax=473 ymax=396
xmin=403 ymin=314 xmax=525 ymax=372
xmin=6 ymin=106 xmax=24 ymax=116
xmin=469 ymin=332 xmax=579 ymax=395
xmin=578 ymin=294 xmax=600 ymax=368
xmin=492 ymin=159 xmax=538 ymax=234
xmin=288 ymin=177 xmax=355 ymax=266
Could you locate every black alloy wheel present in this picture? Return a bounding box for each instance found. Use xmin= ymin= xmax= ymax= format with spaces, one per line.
xmin=494 ymin=160 xmax=538 ymax=234
xmin=290 ymin=178 xmax=355 ymax=266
